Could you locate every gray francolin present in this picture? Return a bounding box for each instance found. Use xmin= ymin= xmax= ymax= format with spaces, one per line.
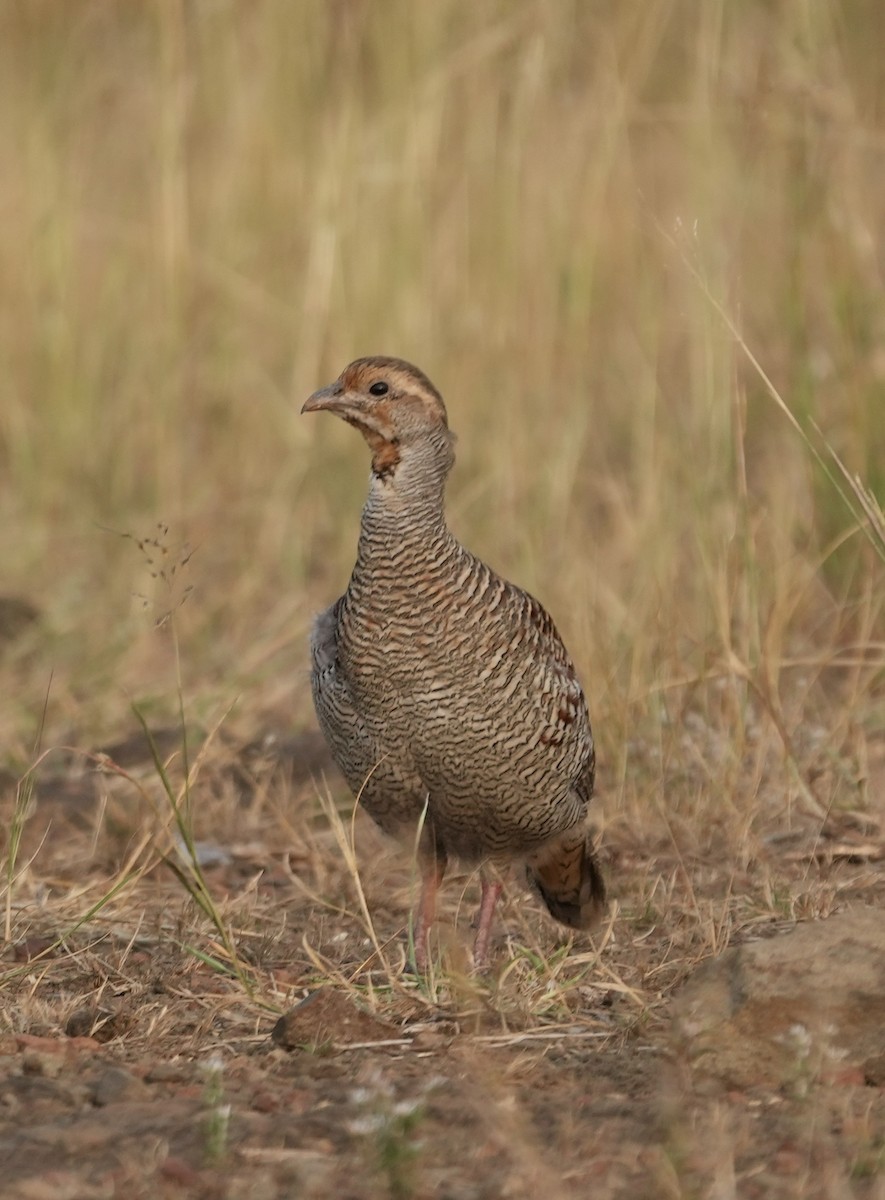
xmin=303 ymin=357 xmax=605 ymax=968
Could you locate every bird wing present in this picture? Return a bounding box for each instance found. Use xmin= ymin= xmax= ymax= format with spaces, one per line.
xmin=521 ymin=590 xmax=596 ymax=803
xmin=309 ymin=596 xmax=428 ymax=836
xmin=309 ymin=596 xmax=344 ymax=674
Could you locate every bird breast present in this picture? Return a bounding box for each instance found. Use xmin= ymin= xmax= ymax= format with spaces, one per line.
xmin=336 ymin=547 xmax=590 ymax=794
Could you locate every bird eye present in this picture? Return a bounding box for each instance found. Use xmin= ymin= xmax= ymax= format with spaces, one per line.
xmin=369 ymin=381 xmax=389 ymax=396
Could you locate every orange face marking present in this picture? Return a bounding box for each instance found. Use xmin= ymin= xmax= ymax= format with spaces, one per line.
xmin=367 ymin=435 xmax=401 ymax=477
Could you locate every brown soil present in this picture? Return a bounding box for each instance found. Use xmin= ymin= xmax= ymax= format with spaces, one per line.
xmin=2 ymin=725 xmax=884 ymax=1199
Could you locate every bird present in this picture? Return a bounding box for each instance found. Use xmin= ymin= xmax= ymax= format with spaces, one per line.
xmin=302 ymin=356 xmax=605 ymax=969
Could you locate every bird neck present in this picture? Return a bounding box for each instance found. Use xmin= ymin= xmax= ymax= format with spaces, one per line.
xmin=359 ymin=428 xmax=455 ymax=545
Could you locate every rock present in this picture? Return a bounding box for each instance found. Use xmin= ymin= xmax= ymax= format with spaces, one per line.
xmin=159 ymin=1157 xmax=204 ymax=1189
xmin=8 ymin=1169 xmax=111 ymax=1200
xmin=0 ymin=596 xmax=40 ymax=646
xmin=145 ymin=1061 xmax=190 ymax=1083
xmin=21 ymin=1051 xmax=64 ymax=1080
xmin=672 ymin=907 xmax=885 ymax=1090
xmin=65 ymin=1007 xmax=133 ymax=1043
xmin=271 ymin=988 xmax=400 ymax=1052
xmin=12 ymin=937 xmax=58 ymax=962
xmin=89 ymin=1067 xmax=149 ymax=1107
xmin=15 ymin=1033 xmax=100 ymax=1058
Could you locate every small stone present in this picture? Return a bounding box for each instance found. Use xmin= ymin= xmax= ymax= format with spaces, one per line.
xmin=271 ymin=988 xmax=397 ymax=1051
xmin=22 ymin=1050 xmax=65 ymax=1079
xmin=12 ymin=936 xmax=58 ymax=962
xmin=14 ymin=1170 xmax=100 ymax=1200
xmin=671 ymin=908 xmax=885 ymax=1090
xmin=823 ymin=1065 xmax=867 ymax=1088
xmin=16 ymin=1032 xmax=100 ymax=1058
xmin=90 ymin=1066 xmax=148 ymax=1107
xmin=16 ymin=1034 xmax=66 ymax=1055
xmin=159 ymin=1157 xmax=204 ymax=1188
xmin=251 ymin=1090 xmax=279 ymax=1113
xmin=410 ymin=1029 xmax=451 ymax=1051
xmin=0 ymin=595 xmax=40 ymax=644
xmin=64 ymin=1007 xmax=132 ymax=1043
xmin=145 ymin=1061 xmax=190 ymax=1083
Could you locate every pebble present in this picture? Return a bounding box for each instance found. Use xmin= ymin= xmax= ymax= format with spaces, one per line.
xmin=89 ymin=1067 xmax=148 ymax=1107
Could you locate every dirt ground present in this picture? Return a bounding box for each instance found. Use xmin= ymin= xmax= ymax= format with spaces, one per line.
xmin=2 ymin=721 xmax=884 ymax=1200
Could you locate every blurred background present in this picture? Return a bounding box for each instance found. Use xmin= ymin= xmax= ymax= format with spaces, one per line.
xmin=0 ymin=0 xmax=882 ymax=819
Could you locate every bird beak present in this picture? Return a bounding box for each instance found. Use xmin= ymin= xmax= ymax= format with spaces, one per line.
xmin=302 ymin=380 xmax=346 ymax=414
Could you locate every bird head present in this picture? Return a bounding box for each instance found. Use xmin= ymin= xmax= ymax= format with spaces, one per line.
xmin=302 ymin=357 xmax=452 ymax=479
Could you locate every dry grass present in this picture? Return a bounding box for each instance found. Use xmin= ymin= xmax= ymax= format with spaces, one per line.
xmin=1 ymin=2 xmax=883 ymax=1197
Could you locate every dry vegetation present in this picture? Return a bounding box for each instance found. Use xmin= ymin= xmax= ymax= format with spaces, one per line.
xmin=1 ymin=2 xmax=883 ymax=1198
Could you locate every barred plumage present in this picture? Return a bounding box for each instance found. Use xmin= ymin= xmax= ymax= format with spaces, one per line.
xmin=303 ymin=357 xmax=605 ymax=967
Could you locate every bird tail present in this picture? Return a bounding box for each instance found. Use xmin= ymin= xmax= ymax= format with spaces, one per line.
xmin=526 ymin=827 xmax=606 ymax=931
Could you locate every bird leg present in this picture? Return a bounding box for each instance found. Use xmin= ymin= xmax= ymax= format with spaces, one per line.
xmin=472 ymin=872 xmax=504 ymax=969
xmin=411 ymin=847 xmax=447 ymax=971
